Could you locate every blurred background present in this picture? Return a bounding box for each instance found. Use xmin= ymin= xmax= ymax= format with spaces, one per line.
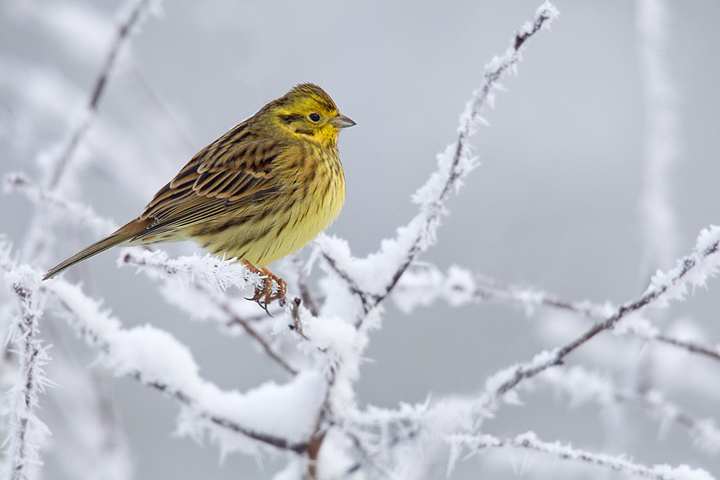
xmin=1 ymin=0 xmax=720 ymax=478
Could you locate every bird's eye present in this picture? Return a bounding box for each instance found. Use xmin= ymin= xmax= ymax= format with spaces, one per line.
xmin=308 ymin=113 xmax=321 ymax=122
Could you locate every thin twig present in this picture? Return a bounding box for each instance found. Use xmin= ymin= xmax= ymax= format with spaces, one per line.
xmin=321 ymin=252 xmax=376 ymax=313
xmin=46 ymin=281 xmax=308 ymax=454
xmin=451 ymin=431 xmax=713 ymax=480
xmin=369 ymin=4 xmax=559 ymax=311
xmin=479 ymin=236 xmax=720 ymax=407
xmin=322 ymin=4 xmax=559 ymax=325
xmin=654 ymin=334 xmax=720 ymax=362
xmin=293 ymin=254 xmax=319 ymax=317
xmin=46 ymin=0 xmax=153 ymax=190
xmin=121 ymin=250 xmax=298 ymax=374
xmin=210 ymin=286 xmax=298 ymax=375
xmin=395 ymin=264 xmax=720 ymax=365
xmin=6 ymin=271 xmax=50 ymax=480
xmin=144 ymin=378 xmax=308 ymax=453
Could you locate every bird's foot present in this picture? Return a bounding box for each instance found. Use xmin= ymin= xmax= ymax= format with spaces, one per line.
xmin=243 ymin=262 xmax=287 ymax=314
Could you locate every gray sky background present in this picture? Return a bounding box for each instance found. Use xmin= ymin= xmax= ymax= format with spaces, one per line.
xmin=2 ymin=1 xmax=720 ymax=479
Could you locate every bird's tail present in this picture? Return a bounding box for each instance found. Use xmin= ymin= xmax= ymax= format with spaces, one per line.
xmin=43 ymin=218 xmax=150 ymax=280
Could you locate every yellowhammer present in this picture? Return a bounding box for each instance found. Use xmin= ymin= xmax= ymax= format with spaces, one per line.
xmin=43 ymin=83 xmax=354 ymax=306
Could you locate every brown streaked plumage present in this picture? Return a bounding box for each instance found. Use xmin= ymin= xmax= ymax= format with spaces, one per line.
xmin=43 ymin=83 xmax=355 ymax=306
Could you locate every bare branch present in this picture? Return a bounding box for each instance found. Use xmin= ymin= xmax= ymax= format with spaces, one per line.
xmin=4 ymin=172 xmax=118 ymax=236
xmin=204 ymin=285 xmax=298 ymax=375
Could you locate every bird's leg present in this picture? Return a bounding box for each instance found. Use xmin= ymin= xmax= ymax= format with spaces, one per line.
xmin=242 ymin=261 xmax=287 ymax=311
xmin=261 ymin=267 xmax=287 ymax=304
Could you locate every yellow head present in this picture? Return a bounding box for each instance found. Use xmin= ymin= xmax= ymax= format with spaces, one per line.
xmin=263 ymin=83 xmax=355 ymax=148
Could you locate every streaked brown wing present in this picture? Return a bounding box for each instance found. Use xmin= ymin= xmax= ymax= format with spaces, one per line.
xmin=136 ymin=137 xmax=288 ymax=237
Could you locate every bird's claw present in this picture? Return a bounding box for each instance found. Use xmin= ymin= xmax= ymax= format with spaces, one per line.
xmin=243 ymin=261 xmax=287 ymax=315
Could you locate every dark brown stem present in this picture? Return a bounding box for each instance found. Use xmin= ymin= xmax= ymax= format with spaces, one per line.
xmin=305 ymin=431 xmax=326 ymax=479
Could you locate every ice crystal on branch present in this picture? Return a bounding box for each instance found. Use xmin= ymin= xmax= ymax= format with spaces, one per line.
xmin=3 ymin=265 xmax=51 ymax=480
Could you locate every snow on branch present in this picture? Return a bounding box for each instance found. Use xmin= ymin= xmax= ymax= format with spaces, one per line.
xmin=3 ymin=264 xmax=51 ymax=480
xmin=120 ymin=248 xmax=299 ymax=375
xmin=120 ymin=248 xmax=368 ymax=406
xmin=448 ymin=431 xmax=715 ymax=480
xmin=474 ymin=225 xmax=720 ymax=417
xmin=318 ymin=2 xmax=559 ymax=322
xmin=3 ymin=172 xmax=117 ymax=237
xmin=44 ymin=278 xmax=324 ymax=455
xmin=44 ymin=0 xmax=157 ymax=190
xmin=119 ymin=247 xmax=257 ymax=294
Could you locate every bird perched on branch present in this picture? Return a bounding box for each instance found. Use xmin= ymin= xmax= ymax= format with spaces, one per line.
xmin=44 ymin=83 xmax=355 ymax=307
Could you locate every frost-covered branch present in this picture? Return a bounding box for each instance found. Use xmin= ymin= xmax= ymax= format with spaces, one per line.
xmin=120 ymin=248 xmax=298 ymax=375
xmin=217 ymin=298 xmax=298 ymax=375
xmin=475 ymin=225 xmax=720 ymax=416
xmin=4 ymin=172 xmax=117 ymax=237
xmin=393 ymin=264 xmax=614 ymax=318
xmin=448 ymin=432 xmax=714 ymax=480
xmin=319 ymin=2 xmax=559 ymax=324
xmin=617 ymin=321 xmax=720 ymax=364
xmin=395 ymin=264 xmax=720 ymax=366
xmin=44 ymin=278 xmax=322 ymax=454
xmin=324 ymin=223 xmax=720 ymax=470
xmin=45 ymin=0 xmax=156 ymax=190
xmin=3 ymin=266 xmax=51 ymax=480
xmin=119 ymin=248 xmax=258 ymax=294
xmin=538 ymin=367 xmax=720 ymax=455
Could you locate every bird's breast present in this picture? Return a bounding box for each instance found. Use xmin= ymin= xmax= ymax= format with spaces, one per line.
xmin=197 ymin=143 xmax=346 ymax=267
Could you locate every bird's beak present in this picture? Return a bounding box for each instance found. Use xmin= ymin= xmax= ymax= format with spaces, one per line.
xmin=331 ymin=114 xmax=356 ymax=129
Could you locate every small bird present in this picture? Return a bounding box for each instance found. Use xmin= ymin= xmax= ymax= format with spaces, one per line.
xmin=43 ymin=83 xmax=354 ymax=306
